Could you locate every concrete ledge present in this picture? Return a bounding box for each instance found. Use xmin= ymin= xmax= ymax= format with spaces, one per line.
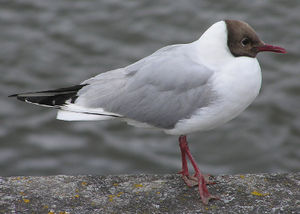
xmin=0 ymin=173 xmax=299 ymax=213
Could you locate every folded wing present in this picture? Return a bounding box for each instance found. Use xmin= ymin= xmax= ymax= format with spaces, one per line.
xmin=73 ymin=44 xmax=216 ymax=129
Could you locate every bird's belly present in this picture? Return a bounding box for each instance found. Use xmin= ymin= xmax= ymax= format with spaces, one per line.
xmin=166 ymin=57 xmax=262 ymax=135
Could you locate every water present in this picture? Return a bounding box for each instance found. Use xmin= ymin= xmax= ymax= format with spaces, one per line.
xmin=0 ymin=0 xmax=299 ymax=176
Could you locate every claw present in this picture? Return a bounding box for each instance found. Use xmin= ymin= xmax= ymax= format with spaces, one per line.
xmin=177 ymin=170 xmax=186 ymax=175
xmin=182 ymin=174 xmax=216 ymax=187
xmin=201 ymin=194 xmax=220 ymax=205
xmin=182 ymin=175 xmax=198 ymax=187
xmin=203 ymin=174 xmax=217 ymax=185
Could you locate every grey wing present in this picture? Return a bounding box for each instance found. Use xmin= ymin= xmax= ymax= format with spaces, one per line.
xmin=75 ymin=45 xmax=216 ymax=129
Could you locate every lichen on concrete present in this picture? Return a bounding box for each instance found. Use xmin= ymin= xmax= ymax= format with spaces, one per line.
xmin=0 ymin=173 xmax=299 ymax=213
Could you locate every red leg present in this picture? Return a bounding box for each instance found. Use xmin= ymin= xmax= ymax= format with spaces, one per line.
xmin=178 ymin=135 xmax=219 ymax=204
xmin=178 ymin=135 xmax=189 ymax=176
xmin=178 ymin=136 xmax=198 ymax=187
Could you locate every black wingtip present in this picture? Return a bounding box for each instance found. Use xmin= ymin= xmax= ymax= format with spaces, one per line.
xmin=8 ymin=94 xmax=26 ymax=102
xmin=16 ymin=96 xmax=26 ymax=102
xmin=8 ymin=94 xmax=18 ymax=98
xmin=8 ymin=84 xmax=88 ymax=108
xmin=8 ymin=84 xmax=88 ymax=106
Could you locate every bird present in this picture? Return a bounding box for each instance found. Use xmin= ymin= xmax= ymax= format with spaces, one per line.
xmin=10 ymin=20 xmax=286 ymax=204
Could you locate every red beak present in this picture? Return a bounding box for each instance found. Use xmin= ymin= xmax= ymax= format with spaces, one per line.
xmin=256 ymin=44 xmax=287 ymax=54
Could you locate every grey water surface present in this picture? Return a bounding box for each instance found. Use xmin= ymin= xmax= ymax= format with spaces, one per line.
xmin=0 ymin=0 xmax=299 ymax=176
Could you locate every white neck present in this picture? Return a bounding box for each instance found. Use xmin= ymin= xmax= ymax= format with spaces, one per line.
xmin=192 ymin=21 xmax=234 ymax=68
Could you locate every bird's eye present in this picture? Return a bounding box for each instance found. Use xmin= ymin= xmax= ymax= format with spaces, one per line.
xmin=241 ymin=38 xmax=250 ymax=46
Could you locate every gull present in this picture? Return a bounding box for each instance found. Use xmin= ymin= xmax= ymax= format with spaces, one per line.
xmin=10 ymin=20 xmax=286 ymax=204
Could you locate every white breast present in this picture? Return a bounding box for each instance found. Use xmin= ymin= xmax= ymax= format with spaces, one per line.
xmin=166 ymin=57 xmax=262 ymax=135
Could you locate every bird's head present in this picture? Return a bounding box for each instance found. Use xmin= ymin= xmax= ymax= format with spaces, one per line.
xmin=225 ymin=20 xmax=286 ymax=58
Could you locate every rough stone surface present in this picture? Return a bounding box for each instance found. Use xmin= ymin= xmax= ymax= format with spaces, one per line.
xmin=0 ymin=173 xmax=299 ymax=213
